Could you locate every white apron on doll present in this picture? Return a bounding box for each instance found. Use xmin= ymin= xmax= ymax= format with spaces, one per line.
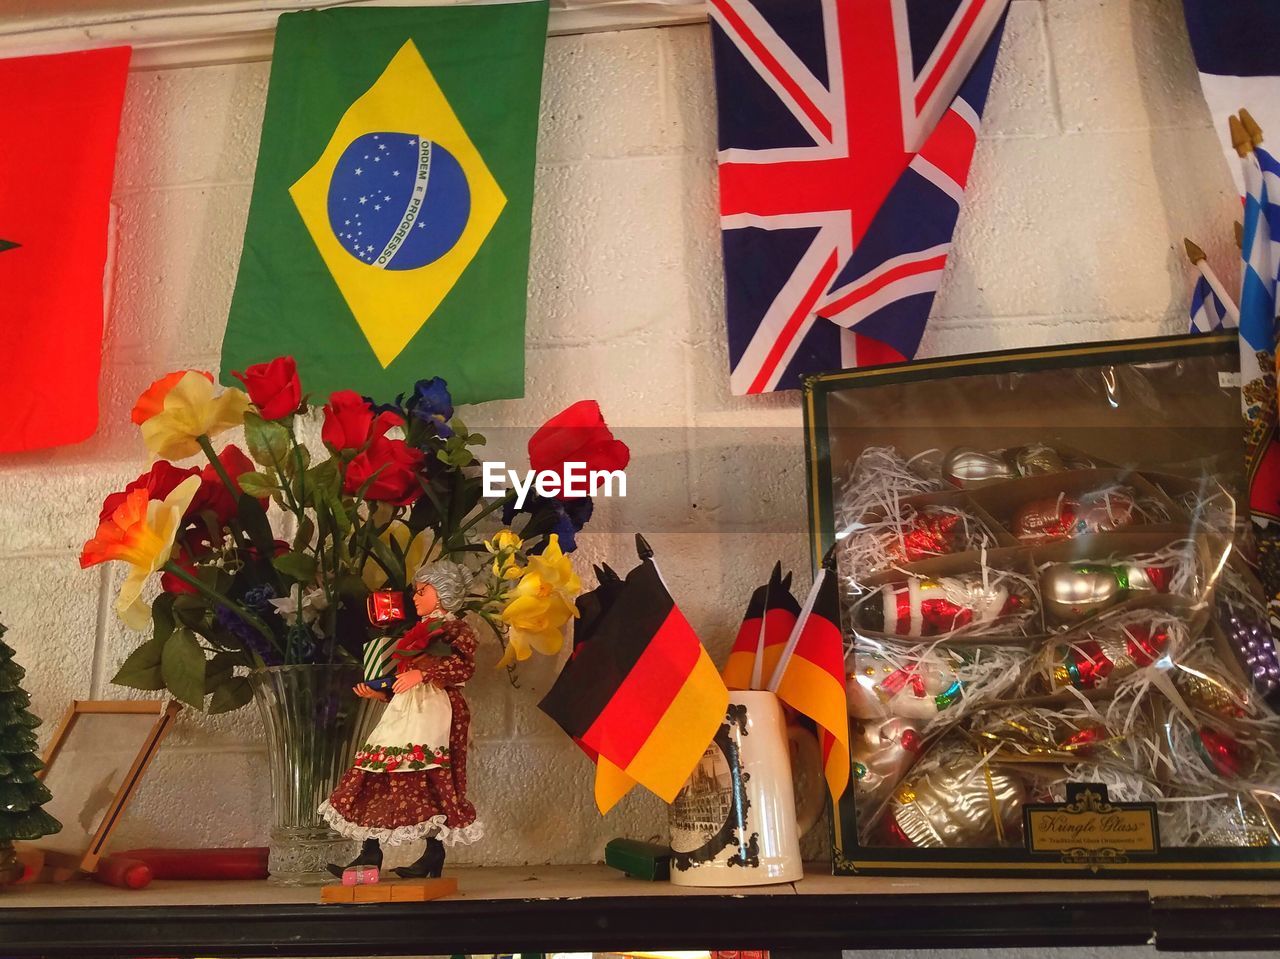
xmin=354 ymin=683 xmax=452 ymax=773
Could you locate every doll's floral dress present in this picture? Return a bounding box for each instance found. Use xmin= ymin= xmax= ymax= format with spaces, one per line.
xmin=319 ymin=618 xmax=483 ymax=846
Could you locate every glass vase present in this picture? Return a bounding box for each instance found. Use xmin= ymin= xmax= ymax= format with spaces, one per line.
xmin=249 ymin=664 xmax=383 ymax=885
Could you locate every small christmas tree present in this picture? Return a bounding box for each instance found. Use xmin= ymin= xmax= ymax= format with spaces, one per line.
xmin=0 ymin=621 xmax=60 ymax=883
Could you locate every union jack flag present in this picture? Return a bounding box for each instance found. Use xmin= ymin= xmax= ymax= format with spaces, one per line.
xmin=711 ymin=0 xmax=1009 ymax=394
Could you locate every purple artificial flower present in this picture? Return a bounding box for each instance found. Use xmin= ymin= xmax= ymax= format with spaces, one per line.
xmin=216 ymin=604 xmax=281 ymax=666
xmin=403 ymin=377 xmax=454 ymax=439
xmin=503 ymin=494 xmax=594 ymax=553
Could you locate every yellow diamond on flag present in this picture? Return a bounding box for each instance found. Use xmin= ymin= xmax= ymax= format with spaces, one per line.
xmin=289 ymin=40 xmax=506 ymax=368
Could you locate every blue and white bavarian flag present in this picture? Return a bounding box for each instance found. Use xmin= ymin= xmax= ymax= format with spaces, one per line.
xmin=1189 ymin=274 xmax=1229 ymax=333
xmin=1239 ymin=145 xmax=1280 ymax=382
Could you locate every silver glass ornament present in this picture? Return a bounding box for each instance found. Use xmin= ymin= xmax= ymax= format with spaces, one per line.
xmin=941 ymin=448 xmax=1019 ymax=488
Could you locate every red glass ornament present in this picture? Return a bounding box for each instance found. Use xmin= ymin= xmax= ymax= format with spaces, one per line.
xmin=366 ymin=589 xmax=407 ymax=625
xmin=1061 ymin=725 xmax=1107 ymax=752
xmin=1066 ymin=640 xmax=1113 ymax=688
xmin=1123 ymin=624 xmax=1168 ymax=667
xmin=887 ymin=580 xmax=1020 ymax=637
xmin=1012 ymin=490 xmax=1135 ymax=543
xmin=890 ymin=511 xmax=962 ymax=565
xmin=1196 ymin=727 xmax=1250 ymax=778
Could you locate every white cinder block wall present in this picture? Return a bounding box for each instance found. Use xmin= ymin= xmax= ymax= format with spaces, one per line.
xmin=0 ymin=0 xmax=1241 ymax=865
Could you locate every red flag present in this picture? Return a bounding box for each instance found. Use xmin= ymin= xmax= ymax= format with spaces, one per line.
xmin=0 ymin=47 xmax=131 ymax=453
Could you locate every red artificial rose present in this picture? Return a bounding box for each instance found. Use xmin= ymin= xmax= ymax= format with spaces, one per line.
xmin=371 ymin=409 xmax=406 ymax=438
xmin=343 ymin=435 xmax=424 ymax=506
xmin=232 ymin=357 xmax=302 ymax=421
xmin=98 ymin=461 xmax=200 ymax=522
xmin=322 ymin=390 xmax=375 ymax=451
xmin=187 ymin=444 xmax=261 ymax=528
xmin=527 ymin=400 xmax=630 ymax=494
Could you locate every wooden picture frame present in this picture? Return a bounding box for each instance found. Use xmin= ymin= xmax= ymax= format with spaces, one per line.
xmin=35 ymin=700 xmax=182 ymax=872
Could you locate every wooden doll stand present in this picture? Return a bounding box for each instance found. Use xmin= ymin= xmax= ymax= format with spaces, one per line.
xmin=321 ymin=876 xmax=457 ymax=903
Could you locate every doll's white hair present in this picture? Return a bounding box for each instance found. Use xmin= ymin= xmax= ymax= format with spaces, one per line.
xmin=413 ymin=560 xmax=474 ymax=613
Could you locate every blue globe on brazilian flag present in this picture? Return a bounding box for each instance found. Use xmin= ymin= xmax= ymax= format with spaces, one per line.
xmin=222 ymin=3 xmax=548 ymax=403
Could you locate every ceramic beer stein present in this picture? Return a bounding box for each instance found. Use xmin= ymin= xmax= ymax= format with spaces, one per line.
xmin=667 ymin=690 xmax=823 ymax=886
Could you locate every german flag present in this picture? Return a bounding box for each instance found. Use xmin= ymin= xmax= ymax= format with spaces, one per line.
xmin=722 ymin=562 xmax=799 ymax=690
xmin=539 ymin=537 xmax=729 ymax=813
xmin=771 ymin=558 xmax=850 ymax=801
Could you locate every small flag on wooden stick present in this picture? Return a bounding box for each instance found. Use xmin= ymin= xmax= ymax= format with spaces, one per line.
xmin=539 ymin=535 xmax=729 ymax=813
xmin=766 ymin=546 xmax=850 ymax=801
xmin=722 ymin=562 xmax=799 ymax=691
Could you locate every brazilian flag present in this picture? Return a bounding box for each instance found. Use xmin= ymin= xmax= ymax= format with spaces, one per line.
xmin=222 ymin=2 xmax=548 ymax=404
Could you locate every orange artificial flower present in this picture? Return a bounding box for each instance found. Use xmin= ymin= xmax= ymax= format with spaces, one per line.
xmin=81 ymin=475 xmax=202 ymax=628
xmin=131 ymin=370 xmax=214 ymax=425
xmin=135 ymin=371 xmax=250 ymax=460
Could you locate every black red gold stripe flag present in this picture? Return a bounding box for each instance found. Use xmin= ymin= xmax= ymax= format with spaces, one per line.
xmin=540 ymin=541 xmax=728 ymax=813
xmin=771 ymin=558 xmax=850 ymax=800
xmin=721 ymin=561 xmax=799 ymax=690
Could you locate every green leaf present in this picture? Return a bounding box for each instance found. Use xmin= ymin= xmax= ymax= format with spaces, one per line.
xmin=468 ymin=433 xmax=487 ymax=447
xmin=204 ymin=651 xmax=240 ymax=693
xmin=306 ymin=459 xmax=341 ymax=500
xmin=451 ymin=415 xmax=468 ymax=437
xmin=365 ymin=536 xmax=407 ymax=589
xmin=323 ymin=486 xmax=352 ymax=538
xmin=237 ymin=493 xmax=276 ymax=557
xmin=273 ymin=549 xmax=318 ymax=583
xmin=238 ymin=471 xmax=279 ymax=498
xmin=161 ymin=627 xmax=207 ymax=709
xmin=282 ymin=444 xmax=311 ymax=479
xmin=173 ymin=593 xmax=211 ymax=631
xmin=111 ymin=638 xmax=165 ymax=691
xmin=243 ymin=411 xmax=291 ymax=473
xmin=152 ymin=593 xmax=177 ymax=646
xmin=293 ymin=516 xmax=316 ymax=551
xmin=208 ymin=676 xmax=252 ymax=714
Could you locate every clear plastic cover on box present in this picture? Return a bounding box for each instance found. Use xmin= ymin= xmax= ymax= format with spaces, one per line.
xmin=807 ymin=335 xmax=1280 ymax=871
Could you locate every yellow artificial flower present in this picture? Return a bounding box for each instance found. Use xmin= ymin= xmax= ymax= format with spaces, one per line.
xmin=361 ymin=522 xmax=431 ymax=590
xmin=497 ymin=534 xmax=582 ymax=667
xmin=79 ymin=475 xmax=202 ymax=629
xmin=484 ymin=527 xmax=524 ymax=579
xmin=484 ymin=528 xmax=523 ymax=553
xmin=138 ymin=370 xmax=250 ymax=460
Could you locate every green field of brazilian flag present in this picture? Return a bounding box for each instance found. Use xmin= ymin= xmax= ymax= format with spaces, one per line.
xmin=222 ymin=2 xmax=548 ymax=404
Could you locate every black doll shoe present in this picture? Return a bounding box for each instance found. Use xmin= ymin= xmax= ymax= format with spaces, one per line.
xmin=327 ymin=837 xmax=382 ymax=879
xmin=394 ymin=836 xmax=445 ymax=879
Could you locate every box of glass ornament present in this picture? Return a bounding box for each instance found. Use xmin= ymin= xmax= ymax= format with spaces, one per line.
xmin=803 ymin=331 xmax=1280 ymax=876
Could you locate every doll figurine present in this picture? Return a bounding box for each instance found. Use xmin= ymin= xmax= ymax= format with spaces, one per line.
xmin=319 ymin=560 xmax=483 ymax=881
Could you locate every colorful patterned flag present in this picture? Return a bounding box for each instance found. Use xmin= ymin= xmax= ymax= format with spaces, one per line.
xmin=1238 ymin=141 xmax=1280 ymax=527
xmin=769 ymin=561 xmax=849 ymax=800
xmin=539 ymin=546 xmax=729 ymax=813
xmin=721 ymin=562 xmax=799 ymax=690
xmin=710 ymin=0 xmax=1009 ymax=394
xmin=818 ymin=26 xmax=1003 ymax=362
xmin=0 ymin=47 xmax=131 ymax=453
xmin=1189 ymin=274 xmax=1230 ymax=333
xmin=222 ymin=3 xmax=547 ymax=404
xmin=1181 ymin=3 xmax=1280 ymax=615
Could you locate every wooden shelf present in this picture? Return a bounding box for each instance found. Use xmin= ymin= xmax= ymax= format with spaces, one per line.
xmin=1 ymin=864 xmax=1278 ymax=956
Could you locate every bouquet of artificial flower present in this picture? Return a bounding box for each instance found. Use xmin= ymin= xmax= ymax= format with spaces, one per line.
xmin=80 ymin=357 xmax=629 ymax=712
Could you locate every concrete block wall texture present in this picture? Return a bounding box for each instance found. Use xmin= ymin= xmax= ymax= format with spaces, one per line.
xmin=0 ymin=0 xmax=1242 ymax=865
